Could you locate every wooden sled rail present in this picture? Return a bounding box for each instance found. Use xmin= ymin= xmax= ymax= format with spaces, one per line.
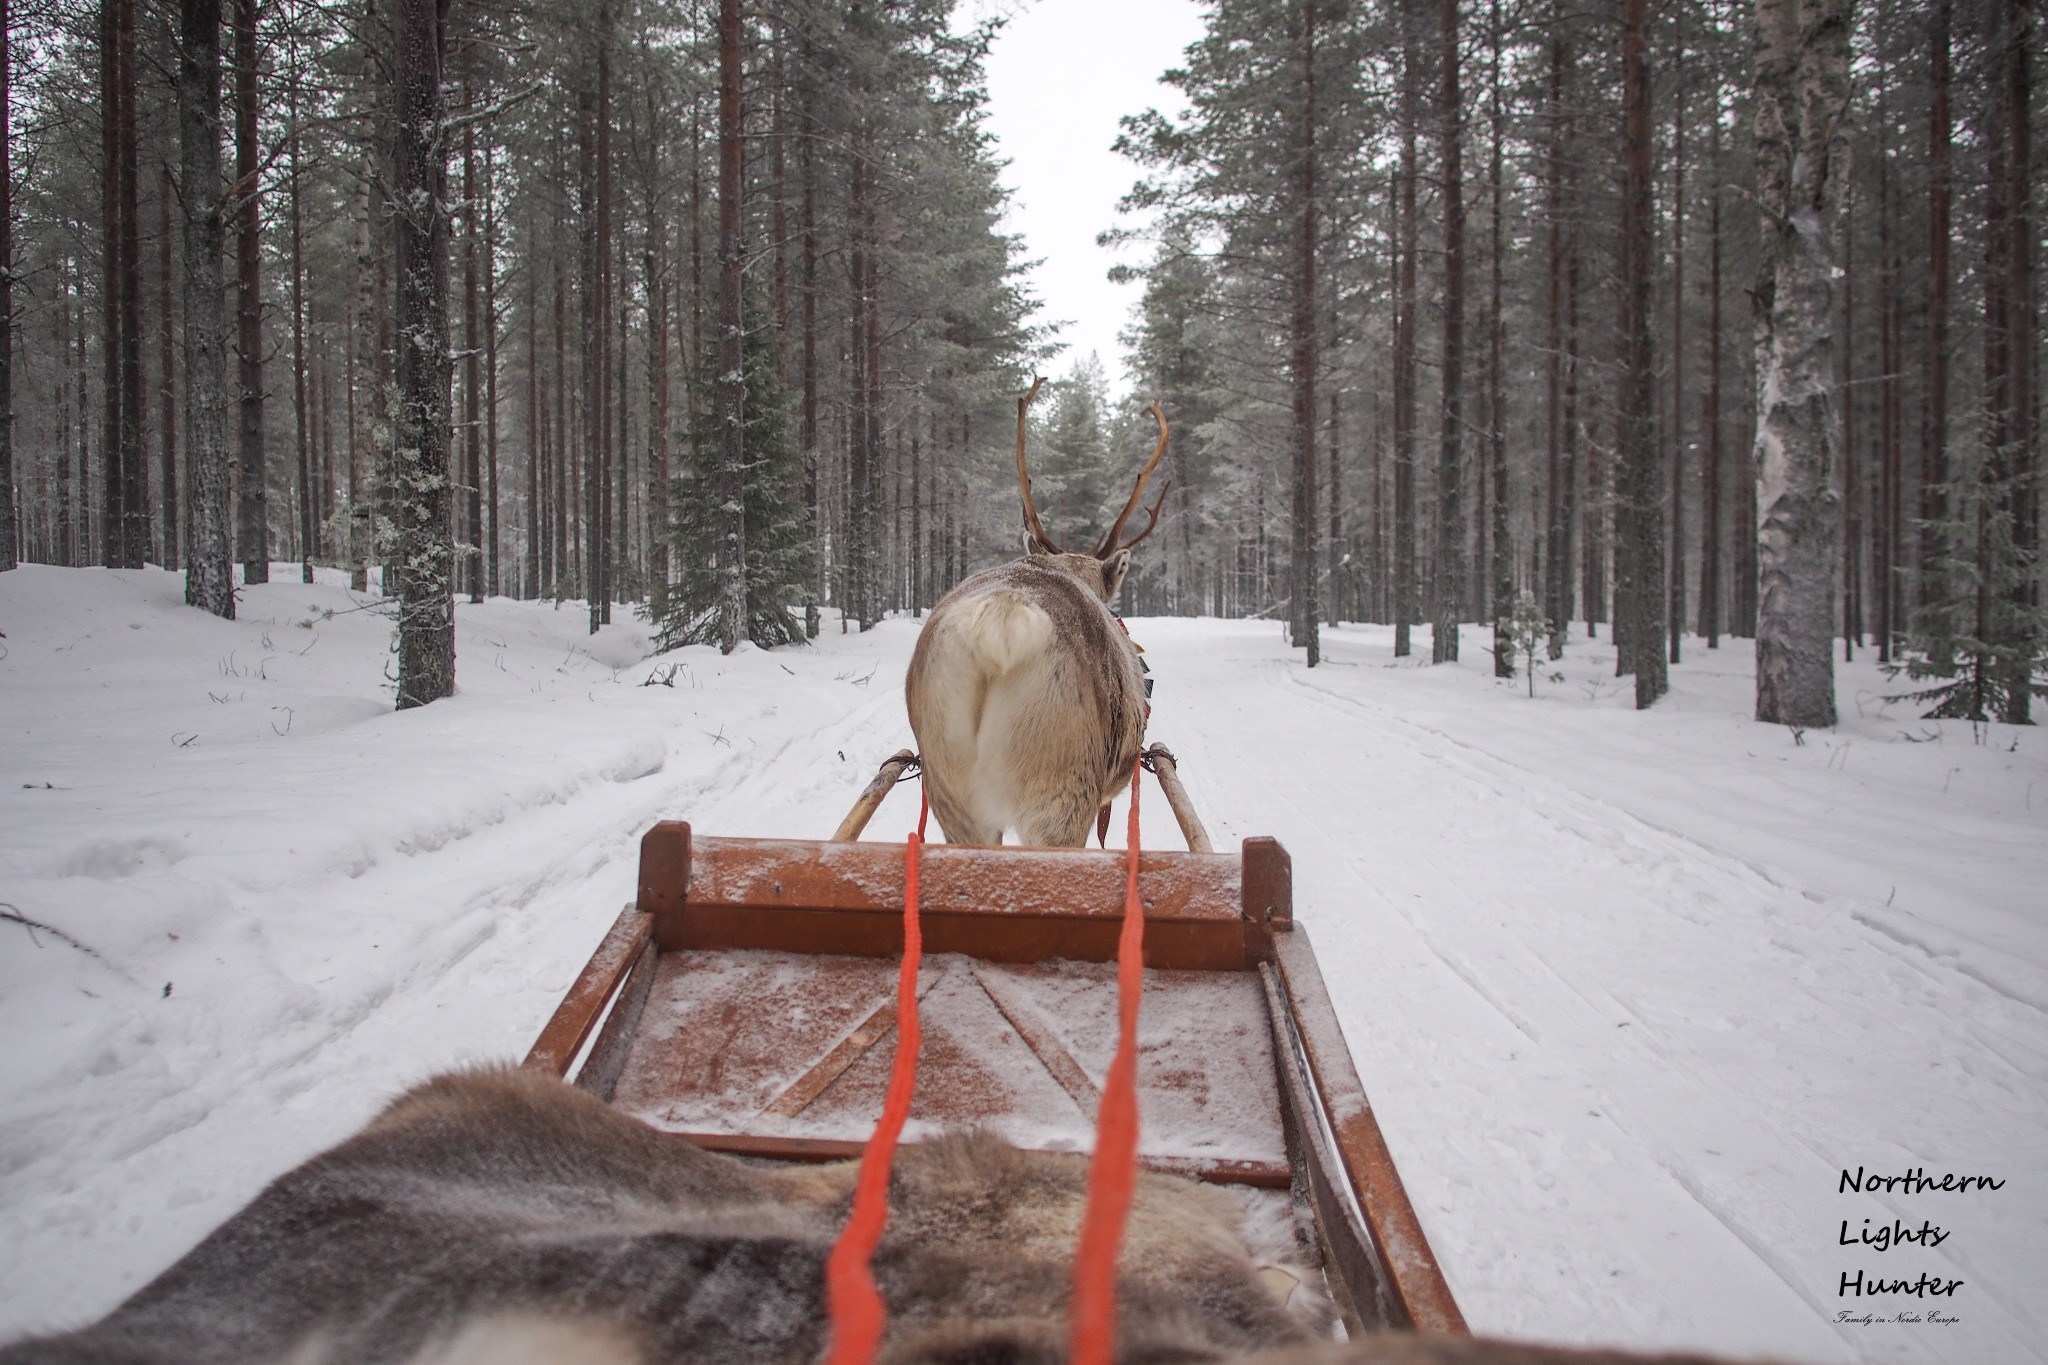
xmin=638 ymin=822 xmax=1292 ymax=971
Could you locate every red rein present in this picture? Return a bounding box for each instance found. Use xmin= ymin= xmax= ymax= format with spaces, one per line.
xmin=822 ymin=760 xmax=1148 ymax=1365
xmin=1068 ymin=758 xmax=1147 ymax=1365
xmin=821 ymin=788 xmax=929 ymax=1365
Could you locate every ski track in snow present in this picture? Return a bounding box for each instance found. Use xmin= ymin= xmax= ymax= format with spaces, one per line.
xmin=2 ymin=568 xmax=2044 ymax=1364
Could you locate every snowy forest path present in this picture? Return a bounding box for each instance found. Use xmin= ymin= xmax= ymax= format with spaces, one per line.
xmin=4 ymin=572 xmax=2042 ymax=1364
xmin=1129 ymin=618 xmax=2043 ymax=1363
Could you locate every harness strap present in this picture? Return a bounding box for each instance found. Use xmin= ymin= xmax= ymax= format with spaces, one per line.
xmin=1069 ymin=754 xmax=1147 ymax=1365
xmin=821 ymin=787 xmax=928 ymax=1365
xmin=824 ymin=765 xmax=1147 ymax=1365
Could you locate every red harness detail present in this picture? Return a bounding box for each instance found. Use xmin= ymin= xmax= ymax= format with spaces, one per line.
xmin=822 ymin=762 xmax=1148 ymax=1365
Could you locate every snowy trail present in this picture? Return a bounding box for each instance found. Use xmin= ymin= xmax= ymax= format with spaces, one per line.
xmin=0 ymin=568 xmax=921 ymax=1328
xmin=4 ymin=569 xmax=2043 ymax=1363
xmin=1134 ymin=619 xmax=2043 ymax=1363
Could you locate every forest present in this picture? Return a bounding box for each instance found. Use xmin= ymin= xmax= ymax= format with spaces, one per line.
xmin=0 ymin=0 xmax=2037 ymax=723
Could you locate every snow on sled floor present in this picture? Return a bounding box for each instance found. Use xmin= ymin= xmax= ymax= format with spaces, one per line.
xmin=2 ymin=564 xmax=2045 ymax=1365
xmin=610 ymin=949 xmax=1286 ymax=1175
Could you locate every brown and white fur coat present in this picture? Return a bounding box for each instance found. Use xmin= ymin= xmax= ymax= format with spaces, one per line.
xmin=0 ymin=1067 xmax=1785 ymax=1365
xmin=905 ymin=551 xmax=1148 ymax=848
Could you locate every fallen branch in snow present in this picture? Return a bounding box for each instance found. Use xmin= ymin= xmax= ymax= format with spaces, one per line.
xmin=2 ymin=905 xmax=109 ymax=962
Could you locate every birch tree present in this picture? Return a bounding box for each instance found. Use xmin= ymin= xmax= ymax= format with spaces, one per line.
xmin=1750 ymin=0 xmax=1850 ymax=726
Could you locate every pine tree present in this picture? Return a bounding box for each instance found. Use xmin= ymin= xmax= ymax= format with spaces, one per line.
xmin=653 ymin=284 xmax=810 ymax=650
xmin=1889 ymin=478 xmax=2047 ymax=721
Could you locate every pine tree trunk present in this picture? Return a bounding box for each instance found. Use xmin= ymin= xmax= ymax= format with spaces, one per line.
xmin=1290 ymin=0 xmax=1320 ymax=665
xmin=1328 ymin=386 xmax=1342 ymax=626
xmin=591 ymin=15 xmax=614 ymax=631
xmin=1874 ymin=34 xmax=1898 ymax=662
xmin=1488 ymin=0 xmax=1512 ymax=674
xmin=1393 ymin=10 xmax=1419 ymax=658
xmin=800 ymin=73 xmax=819 ymax=638
xmin=1917 ymin=0 xmax=1951 ymax=624
xmin=391 ymin=0 xmax=453 ymax=707
xmin=462 ymin=86 xmax=481 ymax=603
xmin=233 ymin=0 xmax=263 ymax=582
xmin=1700 ymin=104 xmax=1725 ymax=646
xmin=484 ymin=146 xmax=500 ymax=598
xmin=1616 ymin=0 xmax=1664 ymax=706
xmin=1432 ymin=0 xmax=1463 ymax=664
xmin=1669 ymin=72 xmax=1687 ymax=666
xmin=116 ymin=0 xmax=145 ymax=568
xmin=1841 ymin=161 xmax=1858 ymax=659
xmin=714 ymin=0 xmax=746 ymax=651
xmin=1986 ymin=0 xmax=2035 ymax=722
xmin=292 ymin=117 xmax=312 ymax=583
xmin=1543 ymin=20 xmax=1571 ymax=658
xmin=348 ymin=150 xmax=372 ymax=592
xmin=179 ymin=0 xmax=233 ymax=615
xmin=100 ymin=0 xmax=123 ymax=568
xmin=159 ymin=168 xmax=179 ymax=571
xmin=525 ymin=212 xmax=540 ymax=599
xmin=647 ymin=185 xmax=670 ymax=619
xmin=0 ymin=0 xmax=11 ymax=573
xmin=1750 ymin=0 xmax=1847 ymax=727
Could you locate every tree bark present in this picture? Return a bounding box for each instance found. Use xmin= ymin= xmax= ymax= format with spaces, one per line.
xmin=1290 ymin=0 xmax=1320 ymax=665
xmin=484 ymin=145 xmax=500 ymax=598
xmin=292 ymin=113 xmax=311 ymax=583
xmin=801 ymin=63 xmax=819 ymax=638
xmin=714 ymin=0 xmax=746 ymax=651
xmin=179 ymin=0 xmax=233 ymax=615
xmin=0 ymin=0 xmax=11 ymax=573
xmin=1488 ymin=0 xmax=1511 ymax=674
xmin=112 ymin=0 xmax=147 ymax=569
xmin=101 ymin=0 xmax=122 ymax=567
xmin=1393 ymin=6 xmax=1419 ymax=658
xmin=159 ymin=167 xmax=179 ymax=571
xmin=1432 ymin=0 xmax=1463 ymax=664
xmin=1750 ymin=0 xmax=1848 ymax=727
xmin=1616 ymin=0 xmax=1665 ymax=706
xmin=233 ymin=0 xmax=264 ymax=582
xmin=1669 ymin=68 xmax=1687 ymax=666
xmin=462 ymin=81 xmax=481 ymax=602
xmin=391 ymin=0 xmax=453 ymax=706
xmin=1543 ymin=17 xmax=1572 ymax=658
xmin=590 ymin=13 xmax=613 ymax=631
xmin=1700 ymin=102 xmax=1725 ymax=646
xmin=1917 ymin=0 xmax=1951 ymax=625
xmin=646 ymin=157 xmax=669 ymax=618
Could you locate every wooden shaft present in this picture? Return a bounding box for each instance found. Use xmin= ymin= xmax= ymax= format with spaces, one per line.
xmin=831 ymin=748 xmax=917 ymax=842
xmin=1144 ymin=743 xmax=1213 ymax=853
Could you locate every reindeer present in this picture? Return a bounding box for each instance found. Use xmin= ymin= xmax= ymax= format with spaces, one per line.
xmin=903 ymin=378 xmax=1169 ymax=848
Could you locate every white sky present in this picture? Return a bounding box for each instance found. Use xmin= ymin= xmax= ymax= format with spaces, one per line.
xmin=966 ymin=0 xmax=1209 ymax=395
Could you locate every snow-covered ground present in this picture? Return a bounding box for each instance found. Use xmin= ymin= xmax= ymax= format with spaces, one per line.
xmin=2 ymin=563 xmax=2042 ymax=1364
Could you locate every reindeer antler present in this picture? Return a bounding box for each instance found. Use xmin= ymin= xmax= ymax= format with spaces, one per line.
xmin=1015 ymin=377 xmax=1062 ymax=554
xmin=1093 ymin=400 xmax=1172 ymax=557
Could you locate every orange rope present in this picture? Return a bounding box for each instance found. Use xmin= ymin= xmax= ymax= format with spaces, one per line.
xmin=821 ymin=787 xmax=929 ymax=1365
xmin=1069 ymin=756 xmax=1146 ymax=1365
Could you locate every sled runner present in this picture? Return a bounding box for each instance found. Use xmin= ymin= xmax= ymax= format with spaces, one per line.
xmin=526 ymin=805 xmax=1465 ymax=1338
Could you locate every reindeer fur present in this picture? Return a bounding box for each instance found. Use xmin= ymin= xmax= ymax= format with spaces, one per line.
xmin=906 ymin=553 xmax=1148 ymax=847
xmin=0 ymin=1066 xmax=1322 ymax=1365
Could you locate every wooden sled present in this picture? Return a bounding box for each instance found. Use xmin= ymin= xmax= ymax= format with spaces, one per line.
xmin=525 ymin=818 xmax=1466 ymax=1337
